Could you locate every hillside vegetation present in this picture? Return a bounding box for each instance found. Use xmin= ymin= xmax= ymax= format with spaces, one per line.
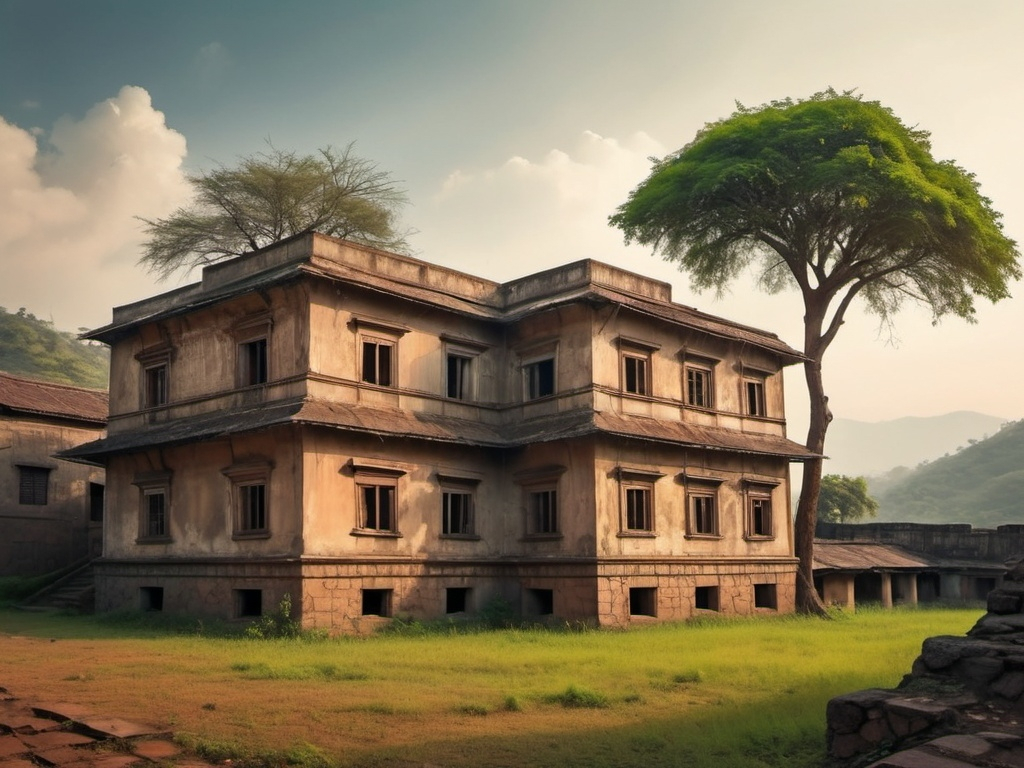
xmin=872 ymin=419 xmax=1024 ymax=527
xmin=0 ymin=307 xmax=108 ymax=389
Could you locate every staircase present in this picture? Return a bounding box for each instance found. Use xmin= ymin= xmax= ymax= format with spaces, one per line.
xmin=20 ymin=560 xmax=96 ymax=613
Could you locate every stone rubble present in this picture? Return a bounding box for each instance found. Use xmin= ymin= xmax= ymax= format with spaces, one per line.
xmin=826 ymin=559 xmax=1024 ymax=767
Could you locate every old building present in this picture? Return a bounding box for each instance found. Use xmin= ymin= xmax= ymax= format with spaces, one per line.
xmin=67 ymin=233 xmax=814 ymax=631
xmin=0 ymin=373 xmax=107 ymax=576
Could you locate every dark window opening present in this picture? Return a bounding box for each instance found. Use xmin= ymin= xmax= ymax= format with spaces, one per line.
xmin=446 ymin=354 xmax=472 ymax=399
xmin=526 ymin=588 xmax=554 ymax=616
xmin=529 ymin=489 xmax=558 ymax=534
xmin=145 ymin=364 xmax=168 ymax=407
xmin=695 ymin=586 xmax=719 ymax=611
xmin=362 ymin=588 xmax=392 ymax=617
xmin=242 ymin=338 xmax=268 ymax=386
xmin=687 ymin=367 xmax=712 ymax=408
xmin=745 ymin=379 xmax=765 ymax=417
xmin=240 ymin=484 xmax=267 ymax=532
xmin=750 ymin=497 xmax=772 ymax=537
xmin=89 ymin=482 xmax=105 ymax=523
xmin=629 ymin=587 xmax=657 ymax=617
xmin=140 ymin=586 xmax=164 ymax=612
xmin=236 ymin=589 xmax=263 ymax=618
xmin=145 ymin=491 xmax=167 ymax=538
xmin=361 ymin=484 xmax=395 ymax=531
xmin=446 ymin=587 xmax=470 ymax=614
xmin=754 ymin=583 xmax=777 ymax=610
xmin=691 ymin=494 xmax=717 ymax=535
xmin=623 ymin=355 xmax=649 ymax=395
xmin=525 ymin=358 xmax=555 ymax=400
xmin=442 ymin=491 xmax=473 ymax=535
xmin=625 ymin=487 xmax=652 ymax=531
xmin=362 ymin=340 xmax=393 ymax=386
xmin=18 ymin=466 xmax=50 ymax=505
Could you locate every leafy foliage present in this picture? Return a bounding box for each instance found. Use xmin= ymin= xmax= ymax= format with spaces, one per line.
xmin=140 ymin=144 xmax=408 ymax=279
xmin=873 ymin=420 xmax=1024 ymax=526
xmin=244 ymin=593 xmax=304 ymax=639
xmin=0 ymin=307 xmax=108 ymax=389
xmin=816 ymin=475 xmax=878 ymax=523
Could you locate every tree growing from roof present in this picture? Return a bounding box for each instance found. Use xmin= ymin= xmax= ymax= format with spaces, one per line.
xmin=139 ymin=143 xmax=408 ymax=279
xmin=609 ymin=89 xmax=1020 ymax=613
xmin=817 ymin=475 xmax=878 ymax=524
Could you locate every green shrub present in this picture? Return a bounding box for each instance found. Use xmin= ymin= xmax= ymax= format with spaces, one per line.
xmin=245 ymin=594 xmax=303 ymax=639
xmin=546 ymin=685 xmax=609 ymax=709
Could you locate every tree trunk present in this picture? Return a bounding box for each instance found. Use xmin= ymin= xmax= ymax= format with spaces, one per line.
xmin=794 ymin=352 xmax=831 ymax=615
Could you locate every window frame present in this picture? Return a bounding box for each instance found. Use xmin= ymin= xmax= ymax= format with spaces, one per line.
xmin=133 ymin=471 xmax=172 ymax=544
xmin=685 ymin=365 xmax=714 ymax=409
xmin=136 ymin=346 xmax=173 ymax=409
xmin=233 ymin=313 xmax=273 ymax=389
xmin=361 ymin=336 xmax=395 ymax=387
xmin=743 ymin=480 xmax=778 ymax=540
xmin=744 ymin=377 xmax=767 ymax=417
xmin=617 ymin=337 xmax=659 ymax=397
xmin=515 ymin=464 xmax=567 ymax=539
xmin=349 ymin=461 xmax=407 ymax=537
xmin=437 ymin=473 xmax=481 ymax=539
xmin=681 ymin=473 xmax=725 ymax=539
xmin=222 ymin=462 xmax=273 ymax=540
xmin=615 ymin=467 xmax=663 ymax=537
xmin=17 ymin=465 xmax=51 ymax=506
xmin=523 ymin=356 xmax=556 ymax=400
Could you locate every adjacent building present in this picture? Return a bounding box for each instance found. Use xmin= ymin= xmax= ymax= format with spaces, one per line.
xmin=0 ymin=372 xmax=107 ymax=576
xmin=67 ymin=233 xmax=814 ymax=632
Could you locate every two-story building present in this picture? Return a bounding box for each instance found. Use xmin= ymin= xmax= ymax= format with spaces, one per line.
xmin=66 ymin=233 xmax=814 ymax=632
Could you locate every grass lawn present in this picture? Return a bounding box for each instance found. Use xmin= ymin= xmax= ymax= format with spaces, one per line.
xmin=0 ymin=606 xmax=980 ymax=768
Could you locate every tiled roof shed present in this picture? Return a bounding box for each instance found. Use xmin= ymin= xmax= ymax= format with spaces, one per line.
xmin=0 ymin=372 xmax=108 ymax=426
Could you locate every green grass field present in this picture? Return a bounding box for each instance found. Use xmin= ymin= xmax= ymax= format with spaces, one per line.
xmin=0 ymin=606 xmax=980 ymax=768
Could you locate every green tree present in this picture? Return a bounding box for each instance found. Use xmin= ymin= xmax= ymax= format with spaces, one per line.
xmin=817 ymin=475 xmax=878 ymax=524
xmin=609 ymin=90 xmax=1020 ymax=613
xmin=140 ymin=143 xmax=407 ymax=279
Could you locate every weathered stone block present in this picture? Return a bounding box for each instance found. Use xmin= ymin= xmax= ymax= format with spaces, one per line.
xmin=920 ymin=637 xmax=970 ymax=670
xmin=987 ymin=590 xmax=1023 ymax=615
xmin=829 ymin=732 xmax=869 ymax=759
xmin=989 ymin=671 xmax=1024 ymax=701
xmin=952 ymin=655 xmax=1004 ymax=685
xmin=859 ymin=716 xmax=894 ymax=744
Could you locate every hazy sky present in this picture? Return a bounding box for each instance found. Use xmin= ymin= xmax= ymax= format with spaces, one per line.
xmin=2 ymin=0 xmax=1023 ymax=436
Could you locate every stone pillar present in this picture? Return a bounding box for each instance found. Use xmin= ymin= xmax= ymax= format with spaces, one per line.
xmin=940 ymin=573 xmax=963 ymax=601
xmin=880 ymin=572 xmax=893 ymax=608
xmin=822 ymin=574 xmax=855 ymax=609
xmin=894 ymin=573 xmax=918 ymax=606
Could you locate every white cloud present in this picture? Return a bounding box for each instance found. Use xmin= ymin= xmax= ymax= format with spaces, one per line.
xmin=0 ymin=86 xmax=191 ymax=329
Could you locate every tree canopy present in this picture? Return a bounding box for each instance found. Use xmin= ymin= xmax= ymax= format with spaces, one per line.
xmin=610 ymin=89 xmax=1020 ymax=612
xmin=140 ymin=144 xmax=408 ymax=279
xmin=816 ymin=475 xmax=878 ymax=524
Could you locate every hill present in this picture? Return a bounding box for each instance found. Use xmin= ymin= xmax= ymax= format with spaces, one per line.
xmin=0 ymin=307 xmax=109 ymax=390
xmin=871 ymin=419 xmax=1024 ymax=527
xmin=824 ymin=412 xmax=1006 ymax=478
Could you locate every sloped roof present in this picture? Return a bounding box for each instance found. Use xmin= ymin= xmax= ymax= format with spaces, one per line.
xmin=0 ymin=372 xmax=107 ymax=425
xmin=813 ymin=539 xmax=1006 ymax=572
xmin=63 ymin=397 xmax=814 ymax=461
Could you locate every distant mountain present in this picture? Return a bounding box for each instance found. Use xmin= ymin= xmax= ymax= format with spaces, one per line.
xmin=823 ymin=412 xmax=1007 ymax=478
xmin=0 ymin=307 xmax=108 ymax=389
xmin=869 ymin=419 xmax=1024 ymax=527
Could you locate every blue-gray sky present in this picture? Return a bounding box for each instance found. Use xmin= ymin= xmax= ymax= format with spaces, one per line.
xmin=2 ymin=0 xmax=1023 ymax=432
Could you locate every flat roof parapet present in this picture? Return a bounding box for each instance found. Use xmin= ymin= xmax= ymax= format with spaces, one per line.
xmin=501 ymin=259 xmax=672 ymax=309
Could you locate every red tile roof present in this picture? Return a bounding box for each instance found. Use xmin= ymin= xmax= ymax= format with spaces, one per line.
xmin=0 ymin=372 xmax=108 ymax=425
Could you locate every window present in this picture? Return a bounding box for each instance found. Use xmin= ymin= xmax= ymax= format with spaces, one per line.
xmin=442 ymin=491 xmax=473 ymax=535
xmin=241 ymin=338 xmax=268 ymax=386
xmin=235 ymin=589 xmax=263 ymax=618
xmin=140 ymin=587 xmax=164 ymax=612
xmin=446 ymin=353 xmax=473 ymax=399
xmin=629 ymin=587 xmax=657 ymax=617
xmin=446 ymin=587 xmax=470 ymax=614
xmin=349 ymin=461 xmax=406 ymax=536
xmin=749 ymin=495 xmax=773 ymax=538
xmin=690 ymin=493 xmax=718 ymax=536
xmin=362 ymin=588 xmax=392 ymax=617
xmin=239 ymin=483 xmax=267 ymax=532
xmin=133 ymin=471 xmax=171 ymax=542
xmin=524 ymin=357 xmax=555 ymax=400
xmin=529 ymin=489 xmax=558 ymax=534
xmin=695 ymin=586 xmax=719 ymax=611
xmin=622 ymin=353 xmax=650 ymax=395
xmin=17 ymin=466 xmax=50 ymax=505
xmin=89 ymin=482 xmax=105 ymax=523
xmin=754 ymin=583 xmax=778 ymax=610
xmin=625 ymin=487 xmax=652 ymax=531
xmin=745 ymin=378 xmax=766 ymax=417
xmin=360 ymin=484 xmax=395 ymax=531
xmin=144 ymin=363 xmax=168 ymax=407
xmin=686 ymin=366 xmax=713 ymax=408
xmin=362 ymin=339 xmax=393 ymax=386
xmin=525 ymin=588 xmax=554 ymax=616
xmin=616 ymin=468 xmax=662 ymax=535
xmin=223 ymin=462 xmax=272 ymax=538
xmin=144 ymin=490 xmax=168 ymax=538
